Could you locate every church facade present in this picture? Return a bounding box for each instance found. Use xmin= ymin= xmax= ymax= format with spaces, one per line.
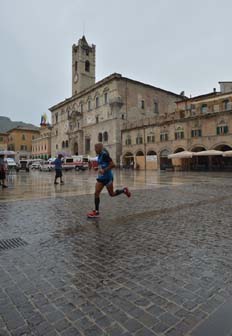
xmin=49 ymin=36 xmax=182 ymax=164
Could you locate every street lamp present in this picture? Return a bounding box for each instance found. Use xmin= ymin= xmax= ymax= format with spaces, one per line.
xmin=143 ymin=127 xmax=147 ymax=170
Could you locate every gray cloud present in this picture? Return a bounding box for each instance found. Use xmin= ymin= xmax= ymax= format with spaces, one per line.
xmin=0 ymin=0 xmax=231 ymax=125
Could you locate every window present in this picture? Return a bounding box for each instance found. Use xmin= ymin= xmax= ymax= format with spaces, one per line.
xmin=96 ymin=96 xmax=99 ymax=108
xmin=22 ymin=134 xmax=26 ymax=141
xmin=122 ymin=114 xmax=124 ymax=120
xmin=62 ymin=141 xmax=65 ymax=148
xmin=147 ymin=135 xmax=155 ymax=143
xmin=141 ymin=100 xmax=145 ymax=109
xmin=56 ymin=130 xmax=58 ymax=136
xmin=125 ymin=136 xmax=131 ymax=145
xmin=104 ymin=92 xmax=108 ymax=104
xmin=96 ymin=116 xmax=99 ymax=124
xmin=75 ymin=61 xmax=77 ymax=72
xmin=88 ymin=100 xmax=91 ymax=111
xmin=98 ymin=133 xmax=102 ymax=142
xmin=103 ymin=131 xmax=108 ymax=142
xmin=45 ymin=145 xmax=47 ymax=150
xmin=223 ymin=99 xmax=230 ymax=110
xmin=201 ymin=104 xmax=208 ymax=113
xmin=56 ymin=144 xmax=58 ymax=149
xmin=32 ymin=135 xmax=35 ymax=140
xmin=175 ymin=130 xmax=184 ymax=140
xmin=160 ymin=133 xmax=168 ymax=142
xmin=66 ymin=140 xmax=69 ymax=148
xmin=85 ymin=60 xmax=90 ymax=72
xmin=217 ymin=125 xmax=229 ymax=135
xmin=86 ymin=49 xmax=89 ymax=56
xmin=55 ymin=113 xmax=58 ymax=123
xmin=154 ymin=101 xmax=159 ymax=114
xmin=136 ymin=136 xmax=143 ymax=144
xmin=20 ymin=145 xmax=27 ymax=151
xmin=85 ymin=138 xmax=91 ymax=153
xmin=191 ymin=129 xmax=202 ymax=137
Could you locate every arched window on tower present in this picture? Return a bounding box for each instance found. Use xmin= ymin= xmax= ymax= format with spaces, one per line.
xmin=98 ymin=133 xmax=102 ymax=142
xmin=103 ymin=131 xmax=108 ymax=142
xmin=85 ymin=60 xmax=90 ymax=72
xmin=75 ymin=61 xmax=77 ymax=72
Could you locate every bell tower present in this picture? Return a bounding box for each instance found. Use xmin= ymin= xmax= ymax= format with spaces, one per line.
xmin=72 ymin=36 xmax=96 ymax=96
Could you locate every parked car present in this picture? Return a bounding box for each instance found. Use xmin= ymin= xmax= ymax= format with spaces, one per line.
xmin=31 ymin=160 xmax=44 ymax=169
xmin=39 ymin=161 xmax=54 ymax=171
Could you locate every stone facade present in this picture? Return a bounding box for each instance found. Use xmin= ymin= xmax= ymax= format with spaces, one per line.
xmin=122 ymin=88 xmax=232 ymax=169
xmin=49 ymin=36 xmax=182 ymax=164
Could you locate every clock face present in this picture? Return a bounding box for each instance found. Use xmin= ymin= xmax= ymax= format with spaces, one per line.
xmin=74 ymin=74 xmax=79 ymax=83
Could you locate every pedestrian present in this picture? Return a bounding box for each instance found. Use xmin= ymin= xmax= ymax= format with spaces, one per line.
xmin=0 ymin=154 xmax=8 ymax=188
xmin=54 ymin=154 xmax=64 ymax=185
xmin=87 ymin=143 xmax=131 ymax=218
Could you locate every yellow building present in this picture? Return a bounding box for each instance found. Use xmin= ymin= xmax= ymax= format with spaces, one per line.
xmin=7 ymin=126 xmax=40 ymax=161
xmin=32 ymin=125 xmax=52 ymax=160
xmin=0 ymin=133 xmax=8 ymax=151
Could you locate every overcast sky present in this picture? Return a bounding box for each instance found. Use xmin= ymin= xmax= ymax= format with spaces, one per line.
xmin=0 ymin=0 xmax=231 ymax=125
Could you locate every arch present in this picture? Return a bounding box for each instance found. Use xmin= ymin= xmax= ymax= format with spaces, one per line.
xmin=136 ymin=151 xmax=144 ymax=156
xmin=174 ymin=147 xmax=186 ymax=154
xmin=122 ymin=152 xmax=134 ymax=168
xmin=190 ymin=145 xmax=207 ymax=152
xmin=103 ymin=131 xmax=108 ymax=142
xmin=85 ymin=60 xmax=90 ymax=72
xmin=159 ymin=148 xmax=171 ymax=157
xmin=212 ymin=143 xmax=232 ymax=151
xmin=65 ymin=140 xmax=69 ymax=148
xmin=147 ymin=150 xmax=157 ymax=155
xmin=98 ymin=133 xmax=103 ymax=142
xmin=62 ymin=141 xmax=65 ymax=149
xmin=159 ymin=148 xmax=172 ymax=170
xmin=73 ymin=142 xmax=78 ymax=155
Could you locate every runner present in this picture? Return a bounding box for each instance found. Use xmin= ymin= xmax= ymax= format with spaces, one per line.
xmin=87 ymin=143 xmax=131 ymax=218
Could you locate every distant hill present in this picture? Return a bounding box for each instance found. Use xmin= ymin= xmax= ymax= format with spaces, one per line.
xmin=0 ymin=116 xmax=39 ymax=133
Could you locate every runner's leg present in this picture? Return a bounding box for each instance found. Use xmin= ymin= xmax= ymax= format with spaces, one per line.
xmin=95 ymin=181 xmax=105 ymax=212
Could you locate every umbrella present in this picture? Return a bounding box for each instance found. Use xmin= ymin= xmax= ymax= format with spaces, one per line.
xmin=223 ymin=150 xmax=232 ymax=157
xmin=193 ymin=150 xmax=223 ymax=156
xmin=168 ymin=151 xmax=193 ymax=159
xmin=0 ymin=150 xmax=16 ymax=155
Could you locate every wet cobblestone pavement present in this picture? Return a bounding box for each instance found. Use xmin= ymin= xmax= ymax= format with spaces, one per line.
xmin=1 ymin=170 xmax=232 ymax=335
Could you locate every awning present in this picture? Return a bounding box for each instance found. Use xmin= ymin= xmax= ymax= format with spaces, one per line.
xmin=168 ymin=151 xmax=193 ymax=159
xmin=223 ymin=150 xmax=232 ymax=157
xmin=193 ymin=150 xmax=223 ymax=156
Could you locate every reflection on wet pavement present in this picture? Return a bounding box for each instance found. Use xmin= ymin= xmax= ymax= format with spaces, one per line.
xmin=1 ymin=169 xmax=232 ymax=202
xmin=1 ymin=170 xmax=232 ymax=335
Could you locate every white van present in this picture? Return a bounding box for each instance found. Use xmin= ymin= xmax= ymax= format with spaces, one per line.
xmin=5 ymin=158 xmax=17 ymax=169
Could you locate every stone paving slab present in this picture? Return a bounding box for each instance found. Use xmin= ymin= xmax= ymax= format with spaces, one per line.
xmin=1 ymin=172 xmax=232 ymax=335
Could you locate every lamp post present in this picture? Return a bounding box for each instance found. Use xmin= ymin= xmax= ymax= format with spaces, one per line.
xmin=143 ymin=127 xmax=147 ymax=170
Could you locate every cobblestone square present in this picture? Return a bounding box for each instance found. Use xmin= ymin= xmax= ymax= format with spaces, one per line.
xmin=1 ymin=170 xmax=232 ymax=335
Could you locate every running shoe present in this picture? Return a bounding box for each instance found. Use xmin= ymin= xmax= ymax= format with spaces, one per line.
xmin=87 ymin=210 xmax=100 ymax=218
xmin=123 ymin=187 xmax=131 ymax=198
